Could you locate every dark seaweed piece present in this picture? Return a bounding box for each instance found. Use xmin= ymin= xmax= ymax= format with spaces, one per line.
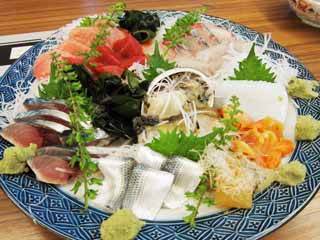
xmin=73 ymin=65 xmax=150 ymax=140
xmin=119 ymin=10 xmax=160 ymax=43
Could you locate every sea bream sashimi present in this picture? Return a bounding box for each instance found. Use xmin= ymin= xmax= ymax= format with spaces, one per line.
xmin=27 ymin=155 xmax=80 ymax=185
xmin=141 ymin=21 xmax=247 ymax=76
xmin=0 ymin=122 xmax=63 ymax=148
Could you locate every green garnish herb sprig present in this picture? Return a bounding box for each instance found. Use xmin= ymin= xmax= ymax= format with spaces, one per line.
xmin=39 ymin=53 xmax=102 ymax=209
xmin=163 ymin=7 xmax=207 ymax=54
xmin=147 ymin=96 xmax=242 ymax=160
xmin=146 ymin=96 xmax=242 ymax=227
xmin=229 ymin=43 xmax=276 ymax=82
xmin=79 ymin=2 xmax=126 ymax=27
xmin=142 ymin=7 xmax=207 ymax=81
xmin=78 ymin=2 xmax=126 ymax=63
xmin=143 ymin=41 xmax=176 ymax=82
xmin=211 ymin=96 xmax=242 ymax=148
xmin=146 ymin=129 xmax=215 ymax=161
xmin=184 ymin=174 xmax=215 ymax=228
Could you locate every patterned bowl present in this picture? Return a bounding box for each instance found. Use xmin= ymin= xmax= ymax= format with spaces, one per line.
xmin=288 ymin=0 xmax=320 ymax=27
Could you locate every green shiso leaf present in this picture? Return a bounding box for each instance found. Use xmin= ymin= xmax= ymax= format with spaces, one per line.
xmin=229 ymin=44 xmax=276 ymax=83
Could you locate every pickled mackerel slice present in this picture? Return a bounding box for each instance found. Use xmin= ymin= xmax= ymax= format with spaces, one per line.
xmin=0 ymin=122 xmax=63 ymax=148
xmin=23 ymin=98 xmax=70 ymax=113
xmin=122 ymin=164 xmax=174 ymax=220
xmin=27 ymin=119 xmax=70 ymax=134
xmin=27 ymin=155 xmax=80 ymax=185
xmin=37 ymin=146 xmax=75 ymax=157
xmin=162 ymin=156 xmax=204 ymax=209
xmin=15 ymin=109 xmax=71 ymax=127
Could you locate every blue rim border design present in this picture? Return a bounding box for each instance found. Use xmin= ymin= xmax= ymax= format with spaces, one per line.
xmin=0 ymin=11 xmax=319 ymax=240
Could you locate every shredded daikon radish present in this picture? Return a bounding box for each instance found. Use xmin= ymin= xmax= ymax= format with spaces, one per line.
xmin=0 ymin=79 xmax=43 ymax=129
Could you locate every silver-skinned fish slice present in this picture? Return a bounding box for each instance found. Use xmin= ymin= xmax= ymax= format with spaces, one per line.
xmin=0 ymin=122 xmax=63 ymax=148
xmin=26 ymin=119 xmax=70 ymax=134
xmin=37 ymin=146 xmax=75 ymax=158
xmin=27 ymin=155 xmax=80 ymax=185
xmin=15 ymin=109 xmax=71 ymax=127
xmin=122 ymin=164 xmax=174 ymax=220
xmin=23 ymin=98 xmax=70 ymax=113
xmin=162 ymin=156 xmax=204 ymax=209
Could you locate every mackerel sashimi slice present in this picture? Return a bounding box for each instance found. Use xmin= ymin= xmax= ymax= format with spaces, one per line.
xmin=27 ymin=155 xmax=80 ymax=185
xmin=0 ymin=122 xmax=63 ymax=148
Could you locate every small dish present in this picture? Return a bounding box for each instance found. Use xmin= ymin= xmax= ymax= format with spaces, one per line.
xmin=289 ymin=0 xmax=320 ymax=28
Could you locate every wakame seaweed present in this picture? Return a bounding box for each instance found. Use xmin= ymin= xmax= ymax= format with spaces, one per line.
xmin=119 ymin=10 xmax=160 ymax=43
xmin=73 ymin=65 xmax=148 ymax=139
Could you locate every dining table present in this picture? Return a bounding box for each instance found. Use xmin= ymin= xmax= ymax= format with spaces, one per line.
xmin=0 ymin=0 xmax=319 ymax=239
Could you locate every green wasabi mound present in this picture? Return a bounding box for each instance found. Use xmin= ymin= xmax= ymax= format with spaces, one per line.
xmin=287 ymin=77 xmax=319 ymax=99
xmin=0 ymin=144 xmax=37 ymax=174
xmin=295 ymin=115 xmax=320 ymax=141
xmin=100 ymin=209 xmax=145 ymax=240
xmin=277 ymin=161 xmax=307 ymax=186
xmin=257 ymin=161 xmax=306 ymax=192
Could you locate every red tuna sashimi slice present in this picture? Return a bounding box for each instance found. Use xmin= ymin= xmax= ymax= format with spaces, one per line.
xmin=0 ymin=122 xmax=62 ymax=148
xmin=96 ymin=45 xmax=121 ymax=65
xmin=105 ymin=27 xmax=128 ymax=48
xmin=28 ymin=155 xmax=80 ymax=185
xmin=113 ymin=33 xmax=144 ymax=58
xmin=94 ymin=65 xmax=124 ymax=77
xmin=33 ymin=52 xmax=52 ymax=80
xmin=69 ymin=27 xmax=99 ymax=46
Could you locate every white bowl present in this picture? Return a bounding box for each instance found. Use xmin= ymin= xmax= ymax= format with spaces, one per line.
xmin=288 ymin=0 xmax=320 ymax=28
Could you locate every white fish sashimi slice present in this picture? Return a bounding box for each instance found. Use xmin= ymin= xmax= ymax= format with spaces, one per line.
xmin=214 ymin=80 xmax=288 ymax=123
xmin=135 ymin=146 xmax=167 ymax=170
xmin=162 ymin=156 xmax=204 ymax=209
xmin=96 ymin=156 xmax=135 ymax=210
xmin=122 ymin=164 xmax=174 ymax=220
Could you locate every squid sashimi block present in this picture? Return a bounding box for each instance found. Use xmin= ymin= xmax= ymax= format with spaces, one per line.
xmin=215 ymin=80 xmax=288 ymax=124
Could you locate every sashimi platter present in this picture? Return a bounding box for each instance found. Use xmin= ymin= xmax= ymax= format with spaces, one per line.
xmin=0 ymin=2 xmax=319 ymax=240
